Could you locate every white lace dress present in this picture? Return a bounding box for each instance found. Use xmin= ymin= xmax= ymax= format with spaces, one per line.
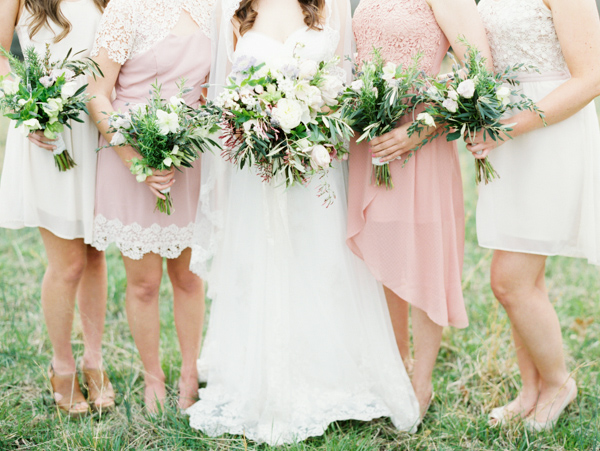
xmin=90 ymin=0 xmax=213 ymax=259
xmin=0 ymin=1 xmax=102 ymax=243
xmin=477 ymin=0 xmax=600 ymax=263
xmin=186 ymin=0 xmax=420 ymax=445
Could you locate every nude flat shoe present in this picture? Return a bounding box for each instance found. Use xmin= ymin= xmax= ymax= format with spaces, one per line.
xmin=525 ymin=380 xmax=577 ymax=432
xmin=48 ymin=364 xmax=89 ymax=418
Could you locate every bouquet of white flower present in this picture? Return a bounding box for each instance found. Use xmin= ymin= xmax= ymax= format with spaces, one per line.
xmin=215 ymin=54 xmax=353 ymax=205
xmin=338 ymin=48 xmax=423 ymax=189
xmin=0 ymin=44 xmax=102 ymax=171
xmin=103 ymin=82 xmax=221 ymax=215
xmin=408 ymin=39 xmax=545 ymax=184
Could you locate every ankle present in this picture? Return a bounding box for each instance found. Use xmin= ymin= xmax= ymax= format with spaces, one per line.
xmin=51 ymin=357 xmax=77 ymax=375
xmin=82 ymin=352 xmax=103 ymax=370
xmin=144 ymin=371 xmax=165 ymax=386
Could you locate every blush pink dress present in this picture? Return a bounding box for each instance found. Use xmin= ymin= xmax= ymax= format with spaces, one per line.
xmin=347 ymin=0 xmax=467 ymax=328
xmin=90 ymin=0 xmax=212 ymax=259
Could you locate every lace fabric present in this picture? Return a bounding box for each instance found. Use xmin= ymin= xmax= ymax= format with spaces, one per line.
xmin=478 ymin=0 xmax=569 ymax=74
xmin=92 ymin=0 xmax=214 ymax=64
xmin=352 ymin=0 xmax=444 ymax=74
xmin=92 ymin=215 xmax=195 ymax=259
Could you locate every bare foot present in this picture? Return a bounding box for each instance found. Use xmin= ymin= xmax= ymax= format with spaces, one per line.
xmin=527 ymin=378 xmax=577 ymax=427
xmin=489 ymin=391 xmax=539 ymax=426
xmin=144 ymin=376 xmax=166 ymax=414
xmin=177 ymin=373 xmax=199 ymax=411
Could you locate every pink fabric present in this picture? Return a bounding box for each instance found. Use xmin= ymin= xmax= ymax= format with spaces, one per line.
xmin=95 ymin=30 xmax=211 ymax=233
xmin=347 ymin=0 xmax=467 ymax=328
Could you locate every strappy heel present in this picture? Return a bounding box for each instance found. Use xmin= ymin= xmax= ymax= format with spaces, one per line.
xmin=81 ymin=366 xmax=116 ymax=411
xmin=48 ymin=364 xmax=89 ymax=418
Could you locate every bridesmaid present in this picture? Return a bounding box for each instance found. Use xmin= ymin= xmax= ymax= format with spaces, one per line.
xmin=87 ymin=0 xmax=213 ymax=412
xmin=348 ymin=0 xmax=492 ymax=417
xmin=0 ymin=0 xmax=114 ymax=416
xmin=467 ymin=0 xmax=600 ymax=429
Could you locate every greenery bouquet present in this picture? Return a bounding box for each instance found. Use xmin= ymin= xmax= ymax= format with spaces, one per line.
xmin=215 ymin=54 xmax=353 ymax=205
xmin=104 ymin=82 xmax=221 ymax=215
xmin=0 ymin=44 xmax=102 ymax=171
xmin=338 ymin=48 xmax=422 ymax=189
xmin=408 ymin=39 xmax=545 ymax=184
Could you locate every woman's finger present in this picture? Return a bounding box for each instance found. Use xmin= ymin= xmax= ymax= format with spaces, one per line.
xmin=146 ymin=173 xmax=175 ymax=184
xmin=148 ymin=186 xmax=166 ymax=200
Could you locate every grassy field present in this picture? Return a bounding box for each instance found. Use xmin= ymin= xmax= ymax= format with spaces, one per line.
xmin=0 ymin=104 xmax=600 ymax=451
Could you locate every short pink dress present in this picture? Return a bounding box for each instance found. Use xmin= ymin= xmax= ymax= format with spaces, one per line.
xmin=347 ymin=0 xmax=467 ymax=328
xmin=90 ymin=0 xmax=212 ymax=259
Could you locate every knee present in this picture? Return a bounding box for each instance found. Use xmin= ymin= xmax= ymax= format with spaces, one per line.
xmin=51 ymin=257 xmax=87 ymax=285
xmin=85 ymin=247 xmax=106 ymax=270
xmin=490 ymin=273 xmax=527 ymax=310
xmin=169 ymin=268 xmax=203 ymax=296
xmin=128 ymin=277 xmax=162 ymax=304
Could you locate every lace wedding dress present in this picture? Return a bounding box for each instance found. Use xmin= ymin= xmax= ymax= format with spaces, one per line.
xmin=187 ymin=0 xmax=420 ymax=445
xmin=477 ymin=0 xmax=600 ymax=263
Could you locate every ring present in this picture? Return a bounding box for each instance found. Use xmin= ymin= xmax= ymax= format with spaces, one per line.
xmin=476 ymin=150 xmax=483 ymax=155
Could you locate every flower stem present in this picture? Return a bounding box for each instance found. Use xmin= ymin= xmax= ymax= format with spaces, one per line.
xmin=475 ymin=157 xmax=499 ymax=185
xmin=373 ymin=163 xmax=394 ymax=190
xmin=155 ymin=192 xmax=174 ymax=215
xmin=53 ymin=150 xmax=76 ymax=172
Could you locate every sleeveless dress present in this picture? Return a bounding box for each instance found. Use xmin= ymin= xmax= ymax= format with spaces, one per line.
xmin=0 ymin=1 xmax=102 ymax=243
xmin=477 ymin=0 xmax=600 ymax=263
xmin=90 ymin=0 xmax=212 ymax=259
xmin=186 ymin=0 xmax=420 ymax=445
xmin=347 ymin=0 xmax=467 ymax=328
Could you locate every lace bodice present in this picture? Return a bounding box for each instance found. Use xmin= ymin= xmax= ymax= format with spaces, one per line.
xmin=92 ymin=0 xmax=214 ymax=65
xmin=352 ymin=0 xmax=447 ymax=74
xmin=478 ymin=0 xmax=568 ymax=74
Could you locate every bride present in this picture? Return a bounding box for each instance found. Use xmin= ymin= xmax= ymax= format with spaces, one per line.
xmin=187 ymin=0 xmax=420 ymax=445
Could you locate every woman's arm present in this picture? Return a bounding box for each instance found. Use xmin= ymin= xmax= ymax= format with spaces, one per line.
xmin=87 ymin=51 xmax=174 ymax=199
xmin=468 ymin=0 xmax=600 ymax=157
xmin=0 ymin=0 xmax=20 ymax=76
xmin=372 ymin=0 xmax=492 ymax=162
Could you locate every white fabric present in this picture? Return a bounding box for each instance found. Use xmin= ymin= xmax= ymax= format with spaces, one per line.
xmin=0 ymin=0 xmax=102 ymax=243
xmin=477 ymin=1 xmax=600 ymax=264
xmin=187 ymin=0 xmax=420 ymax=445
xmin=478 ymin=0 xmax=569 ymax=74
xmin=91 ymin=0 xmax=214 ymax=64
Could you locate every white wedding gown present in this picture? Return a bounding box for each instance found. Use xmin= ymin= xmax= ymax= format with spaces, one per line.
xmin=187 ymin=0 xmax=420 ymax=445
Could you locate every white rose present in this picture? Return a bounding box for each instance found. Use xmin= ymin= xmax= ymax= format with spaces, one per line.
xmin=298 ymin=59 xmax=319 ymax=79
xmin=60 ymin=81 xmax=79 ymax=100
xmin=254 ymin=84 xmax=264 ymax=94
xmin=417 ymin=112 xmax=436 ymax=128
xmin=2 ymin=77 xmax=20 ymax=95
xmin=320 ymin=75 xmax=344 ymax=106
xmin=294 ymin=82 xmax=324 ymax=110
xmin=163 ymin=156 xmax=173 ymax=167
xmin=426 ymin=86 xmax=440 ymax=98
xmin=457 ymin=79 xmax=476 ymax=99
xmin=156 ymin=109 xmax=180 ymax=135
xmin=448 ymin=89 xmax=459 ymax=101
xmin=112 ymin=113 xmax=132 ymax=130
xmin=40 ymin=76 xmax=56 ymax=88
xmin=351 ymin=80 xmax=364 ymax=92
xmin=382 ymin=62 xmax=397 ymax=81
xmin=170 ymin=96 xmax=186 ymax=108
xmin=271 ymin=98 xmax=303 ymax=133
xmin=22 ymin=118 xmax=41 ymax=131
xmin=496 ymin=86 xmax=511 ymax=106
xmin=310 ymin=144 xmax=331 ymax=169
xmin=42 ymin=99 xmax=63 ymax=118
xmin=442 ymin=98 xmax=459 ymax=113
xmin=110 ymin=131 xmax=127 ymax=146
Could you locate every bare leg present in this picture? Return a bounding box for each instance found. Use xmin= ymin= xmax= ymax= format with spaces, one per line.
xmin=411 ymin=306 xmax=443 ymax=418
xmin=77 ymin=246 xmax=108 ymax=370
xmin=166 ymin=248 xmax=204 ymax=410
xmin=490 ymin=250 xmax=573 ymax=423
xmin=38 ymin=228 xmax=88 ymax=413
xmin=383 ymin=286 xmax=412 ymax=370
xmin=122 ymin=253 xmax=166 ymax=413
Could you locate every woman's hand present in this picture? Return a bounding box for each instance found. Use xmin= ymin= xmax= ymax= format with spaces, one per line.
xmin=28 ymin=131 xmax=57 ymax=151
xmin=144 ymin=168 xmax=175 ymax=200
xmin=464 ymin=126 xmax=511 ymax=159
xmin=370 ymin=122 xmax=427 ymax=163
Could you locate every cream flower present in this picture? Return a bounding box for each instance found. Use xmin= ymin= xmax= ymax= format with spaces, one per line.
xmin=457 ymin=79 xmax=476 ymax=99
xmin=417 ymin=112 xmax=436 ymax=128
xmin=156 ymin=109 xmax=180 ymax=135
xmin=271 ymin=98 xmax=303 ymax=133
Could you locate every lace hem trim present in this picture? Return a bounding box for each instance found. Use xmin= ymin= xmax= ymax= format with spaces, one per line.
xmin=92 ymin=215 xmax=194 ymax=259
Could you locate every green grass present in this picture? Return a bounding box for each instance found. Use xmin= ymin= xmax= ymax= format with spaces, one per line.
xmin=1 ymin=106 xmax=600 ymax=450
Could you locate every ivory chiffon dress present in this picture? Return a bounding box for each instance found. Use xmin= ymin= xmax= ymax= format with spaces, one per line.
xmin=90 ymin=0 xmax=212 ymax=259
xmin=0 ymin=1 xmax=102 ymax=243
xmin=477 ymin=0 xmax=600 ymax=263
xmin=347 ymin=0 xmax=467 ymax=328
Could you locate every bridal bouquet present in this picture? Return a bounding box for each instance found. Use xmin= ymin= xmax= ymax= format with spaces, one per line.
xmin=104 ymin=82 xmax=221 ymax=215
xmin=338 ymin=48 xmax=422 ymax=189
xmin=0 ymin=44 xmax=102 ymax=171
xmin=408 ymin=39 xmax=545 ymax=184
xmin=215 ymin=54 xmax=353 ymax=204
